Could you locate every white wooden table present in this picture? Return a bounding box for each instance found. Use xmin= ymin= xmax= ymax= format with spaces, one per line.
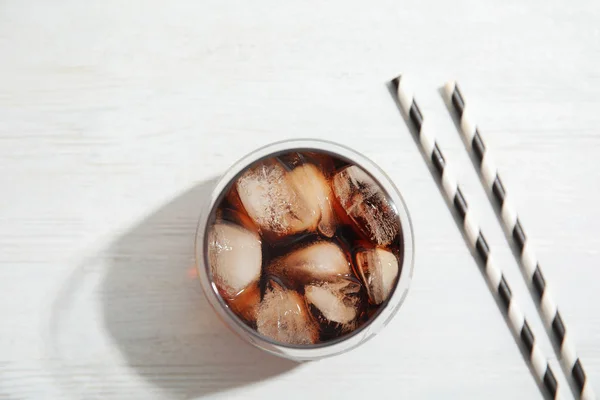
xmin=1 ymin=0 xmax=599 ymax=398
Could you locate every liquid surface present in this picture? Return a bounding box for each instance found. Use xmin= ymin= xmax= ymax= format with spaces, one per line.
xmin=207 ymin=150 xmax=404 ymax=345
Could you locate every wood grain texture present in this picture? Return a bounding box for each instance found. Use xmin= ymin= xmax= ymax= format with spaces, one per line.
xmin=1 ymin=0 xmax=599 ymax=398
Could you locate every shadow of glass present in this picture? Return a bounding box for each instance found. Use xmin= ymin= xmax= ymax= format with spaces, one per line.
xmin=48 ymin=179 xmax=297 ymax=399
xmin=103 ymin=179 xmax=298 ymax=397
xmin=101 ymin=179 xmax=298 ymax=397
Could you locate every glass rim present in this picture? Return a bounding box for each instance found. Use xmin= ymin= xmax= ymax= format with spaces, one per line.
xmin=195 ymin=138 xmax=415 ymax=361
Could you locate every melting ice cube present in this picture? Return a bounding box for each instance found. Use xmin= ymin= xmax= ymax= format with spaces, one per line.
xmin=305 ymin=279 xmax=361 ymax=327
xmin=355 ymin=248 xmax=399 ymax=304
xmin=256 ymin=281 xmax=318 ymax=345
xmin=288 ymin=163 xmax=336 ymax=237
xmin=208 ymin=222 xmax=262 ymax=298
xmin=268 ymin=241 xmax=351 ymax=288
xmin=332 ymin=165 xmax=400 ymax=246
xmin=235 ymin=159 xmax=317 ymax=237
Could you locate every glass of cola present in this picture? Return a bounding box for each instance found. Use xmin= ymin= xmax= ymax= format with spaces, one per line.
xmin=195 ymin=139 xmax=414 ymax=361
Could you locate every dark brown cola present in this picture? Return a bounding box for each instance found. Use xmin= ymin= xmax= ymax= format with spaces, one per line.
xmin=207 ymin=150 xmax=404 ymax=345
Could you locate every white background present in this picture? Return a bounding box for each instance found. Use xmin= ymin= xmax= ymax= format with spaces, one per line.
xmin=1 ymin=0 xmax=599 ymax=399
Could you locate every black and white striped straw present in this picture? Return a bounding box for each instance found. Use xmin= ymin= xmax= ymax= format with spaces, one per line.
xmin=391 ymin=75 xmax=561 ymax=399
xmin=444 ymin=81 xmax=594 ymax=400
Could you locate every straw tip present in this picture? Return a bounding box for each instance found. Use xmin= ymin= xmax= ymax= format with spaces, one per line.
xmin=443 ymin=80 xmax=456 ymax=99
xmin=390 ymin=76 xmax=402 ymax=90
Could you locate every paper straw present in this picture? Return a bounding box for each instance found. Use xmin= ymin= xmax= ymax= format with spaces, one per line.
xmin=391 ymin=75 xmax=561 ymax=399
xmin=443 ymin=81 xmax=594 ymax=400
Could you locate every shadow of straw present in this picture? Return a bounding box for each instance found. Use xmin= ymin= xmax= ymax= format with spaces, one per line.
xmin=48 ymin=179 xmax=297 ymax=399
xmin=386 ymin=79 xmax=555 ymax=400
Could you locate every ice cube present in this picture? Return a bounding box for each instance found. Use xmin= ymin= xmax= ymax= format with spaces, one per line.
xmin=305 ymin=279 xmax=361 ymax=326
xmin=288 ymin=163 xmax=336 ymax=237
xmin=268 ymin=241 xmax=351 ymax=288
xmin=256 ymin=281 xmax=318 ymax=345
xmin=332 ymin=165 xmax=400 ymax=246
xmin=355 ymin=248 xmax=399 ymax=304
xmin=236 ymin=159 xmax=317 ymax=237
xmin=207 ymin=222 xmax=262 ymax=298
